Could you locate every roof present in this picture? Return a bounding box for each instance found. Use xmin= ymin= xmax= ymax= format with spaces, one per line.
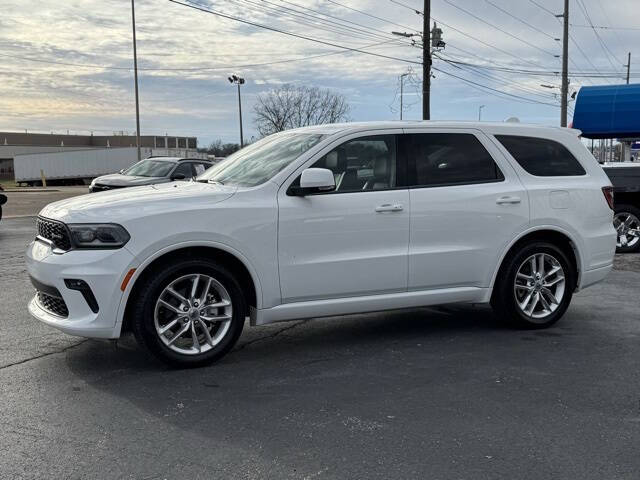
xmin=146 ymin=156 xmax=210 ymax=163
xmin=288 ymin=120 xmax=580 ymax=138
xmin=572 ymin=84 xmax=640 ymax=139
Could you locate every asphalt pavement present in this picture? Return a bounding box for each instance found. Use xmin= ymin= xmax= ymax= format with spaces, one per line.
xmin=1 ymin=216 xmax=639 ymax=479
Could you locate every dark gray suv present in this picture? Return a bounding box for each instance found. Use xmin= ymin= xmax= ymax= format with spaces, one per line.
xmin=89 ymin=157 xmax=212 ymax=192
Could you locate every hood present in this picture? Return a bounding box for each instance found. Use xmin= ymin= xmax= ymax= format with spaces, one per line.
xmin=40 ymin=181 xmax=237 ymax=223
xmin=93 ymin=173 xmax=169 ymax=187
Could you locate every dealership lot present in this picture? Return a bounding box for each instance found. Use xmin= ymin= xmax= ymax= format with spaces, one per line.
xmin=1 ymin=216 xmax=639 ymax=479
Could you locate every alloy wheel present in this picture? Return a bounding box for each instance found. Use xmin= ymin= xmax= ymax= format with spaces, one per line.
xmin=614 ymin=212 xmax=640 ymax=249
xmin=514 ymin=253 xmax=566 ymax=321
xmin=154 ymin=273 xmax=233 ymax=355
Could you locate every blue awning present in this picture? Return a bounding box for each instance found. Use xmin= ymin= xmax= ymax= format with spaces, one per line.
xmin=572 ymin=84 xmax=640 ymax=139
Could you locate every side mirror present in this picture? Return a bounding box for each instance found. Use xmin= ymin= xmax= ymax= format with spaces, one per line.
xmin=118 ymin=169 xmax=125 ymax=174
xmin=171 ymin=173 xmax=187 ymax=181
xmin=290 ymin=168 xmax=336 ymax=196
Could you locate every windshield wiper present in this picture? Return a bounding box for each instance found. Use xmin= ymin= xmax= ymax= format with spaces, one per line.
xmin=206 ymin=179 xmax=224 ymax=185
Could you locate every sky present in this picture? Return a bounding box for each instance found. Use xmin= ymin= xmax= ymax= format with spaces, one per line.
xmin=0 ymin=0 xmax=638 ymax=146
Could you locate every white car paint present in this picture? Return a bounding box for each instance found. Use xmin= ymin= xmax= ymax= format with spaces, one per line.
xmin=25 ymin=121 xmax=616 ymax=339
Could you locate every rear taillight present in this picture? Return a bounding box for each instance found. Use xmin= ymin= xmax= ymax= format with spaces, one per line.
xmin=602 ymin=186 xmax=614 ymax=210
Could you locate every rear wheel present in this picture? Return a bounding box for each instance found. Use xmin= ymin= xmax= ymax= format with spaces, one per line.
xmin=131 ymin=258 xmax=246 ymax=367
xmin=613 ymin=204 xmax=640 ymax=253
xmin=492 ymin=242 xmax=575 ymax=329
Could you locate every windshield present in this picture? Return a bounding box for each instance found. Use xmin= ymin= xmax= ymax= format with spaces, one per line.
xmin=197 ymin=133 xmax=326 ymax=187
xmin=123 ymin=160 xmax=175 ymax=177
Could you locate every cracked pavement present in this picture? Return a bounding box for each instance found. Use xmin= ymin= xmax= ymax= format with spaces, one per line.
xmin=1 ymin=216 xmax=640 ymax=479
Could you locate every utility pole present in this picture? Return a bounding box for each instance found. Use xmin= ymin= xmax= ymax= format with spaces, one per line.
xmin=423 ymin=0 xmax=431 ymax=120
xmin=131 ymin=0 xmax=141 ymax=161
xmin=559 ymin=0 xmax=569 ymax=127
xmin=478 ymin=105 xmax=485 ymax=121
xmin=626 ymin=52 xmax=631 ymax=84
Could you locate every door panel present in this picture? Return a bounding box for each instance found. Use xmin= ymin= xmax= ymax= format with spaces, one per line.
xmin=278 ymin=190 xmax=410 ymax=303
xmin=402 ymin=129 xmax=530 ymax=290
xmin=277 ymin=132 xmax=410 ymax=304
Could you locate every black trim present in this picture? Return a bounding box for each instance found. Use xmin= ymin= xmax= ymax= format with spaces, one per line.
xmin=407 ymin=177 xmax=507 ymax=190
xmin=64 ymin=279 xmax=99 ymax=313
xmin=30 ymin=276 xmax=63 ymax=298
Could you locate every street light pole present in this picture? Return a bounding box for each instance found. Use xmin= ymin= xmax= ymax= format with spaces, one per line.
xmin=131 ymin=0 xmax=141 ymax=161
xmin=478 ymin=105 xmax=485 ymax=121
xmin=228 ymin=75 xmax=245 ymax=147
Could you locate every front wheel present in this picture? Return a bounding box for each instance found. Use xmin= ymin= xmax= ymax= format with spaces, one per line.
xmin=614 ymin=204 xmax=640 ymax=253
xmin=492 ymin=242 xmax=575 ymax=329
xmin=131 ymin=257 xmax=246 ymax=368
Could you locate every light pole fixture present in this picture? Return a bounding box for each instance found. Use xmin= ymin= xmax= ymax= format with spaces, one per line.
xmin=478 ymin=104 xmax=485 ymax=121
xmin=228 ymin=75 xmax=245 ymax=147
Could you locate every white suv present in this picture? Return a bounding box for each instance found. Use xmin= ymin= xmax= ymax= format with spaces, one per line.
xmin=26 ymin=122 xmax=616 ymax=367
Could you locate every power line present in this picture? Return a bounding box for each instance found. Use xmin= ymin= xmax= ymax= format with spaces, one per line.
xmin=229 ymin=0 xmax=395 ymax=44
xmin=483 ymin=0 xmax=560 ymax=42
xmin=324 ymin=0 xmax=421 ymax=33
xmin=0 ymin=38 xmax=408 ymax=72
xmin=570 ymin=23 xmax=640 ymax=31
xmin=275 ymin=0 xmax=402 ymax=40
xmin=431 ymin=17 xmax=550 ymax=69
xmin=389 ymin=0 xmax=423 ymax=15
xmin=167 ymin=0 xmax=422 ymax=65
xmin=575 ymin=0 xmax=623 ymax=70
xmin=442 ymin=0 xmax=560 ymax=58
xmin=433 ymin=65 xmax=561 ymax=107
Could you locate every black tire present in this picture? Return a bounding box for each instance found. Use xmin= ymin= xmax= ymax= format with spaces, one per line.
xmin=131 ymin=257 xmax=246 ymax=368
xmin=491 ymin=242 xmax=575 ymax=329
xmin=614 ymin=204 xmax=640 ymax=254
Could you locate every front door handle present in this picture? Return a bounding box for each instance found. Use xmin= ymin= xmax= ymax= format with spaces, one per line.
xmin=375 ymin=203 xmax=404 ymax=213
xmin=496 ymin=196 xmax=521 ymax=205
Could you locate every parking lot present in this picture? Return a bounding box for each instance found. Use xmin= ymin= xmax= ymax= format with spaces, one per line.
xmin=0 ymin=213 xmax=638 ymax=479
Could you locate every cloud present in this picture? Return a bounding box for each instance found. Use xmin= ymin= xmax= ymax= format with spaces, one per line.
xmin=0 ymin=0 xmax=636 ymax=142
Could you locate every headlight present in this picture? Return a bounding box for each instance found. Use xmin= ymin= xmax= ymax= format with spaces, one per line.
xmin=68 ymin=224 xmax=130 ymax=249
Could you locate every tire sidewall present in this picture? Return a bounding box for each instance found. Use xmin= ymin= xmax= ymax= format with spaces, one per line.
xmin=133 ymin=258 xmax=246 ymax=367
xmin=496 ymin=242 xmax=575 ymax=329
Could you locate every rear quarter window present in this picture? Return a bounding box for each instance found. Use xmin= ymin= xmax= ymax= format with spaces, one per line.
xmin=495 ymin=135 xmax=586 ymax=177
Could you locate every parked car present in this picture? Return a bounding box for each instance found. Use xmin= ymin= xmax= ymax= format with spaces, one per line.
xmin=26 ymin=122 xmax=616 ymax=367
xmin=0 ymin=193 xmax=6 ymax=221
xmin=602 ymin=163 xmax=640 ymax=253
xmin=89 ymin=157 xmax=212 ymax=192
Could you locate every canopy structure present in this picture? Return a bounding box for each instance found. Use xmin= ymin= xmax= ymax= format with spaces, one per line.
xmin=572 ymin=84 xmax=640 ymax=139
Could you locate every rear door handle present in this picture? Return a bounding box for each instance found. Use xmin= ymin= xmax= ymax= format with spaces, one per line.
xmin=375 ymin=203 xmax=404 ymax=213
xmin=496 ymin=196 xmax=521 ymax=205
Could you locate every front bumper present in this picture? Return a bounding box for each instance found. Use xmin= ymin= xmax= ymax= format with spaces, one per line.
xmin=25 ymin=239 xmax=137 ymax=339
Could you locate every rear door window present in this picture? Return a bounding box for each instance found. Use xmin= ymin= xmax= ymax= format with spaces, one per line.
xmin=401 ymin=133 xmax=503 ymax=187
xmin=495 ymin=135 xmax=586 ymax=176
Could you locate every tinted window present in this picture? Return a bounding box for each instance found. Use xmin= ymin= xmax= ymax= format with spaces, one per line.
xmin=496 ymin=135 xmax=586 ymax=176
xmin=123 ymin=160 xmax=175 ymax=177
xmin=309 ymin=135 xmax=398 ymax=192
xmin=173 ymin=162 xmax=193 ymax=178
xmin=401 ymin=133 xmax=503 ymax=187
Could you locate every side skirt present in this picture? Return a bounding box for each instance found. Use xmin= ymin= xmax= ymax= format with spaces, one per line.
xmin=250 ymin=287 xmax=491 ymax=326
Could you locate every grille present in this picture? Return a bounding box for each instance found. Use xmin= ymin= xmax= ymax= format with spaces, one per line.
xmin=36 ymin=291 xmax=69 ymax=318
xmin=36 ymin=217 xmax=72 ymax=251
xmin=92 ymin=184 xmax=125 ymax=192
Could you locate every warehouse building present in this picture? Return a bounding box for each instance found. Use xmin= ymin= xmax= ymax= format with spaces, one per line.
xmin=0 ymin=132 xmax=200 ymax=181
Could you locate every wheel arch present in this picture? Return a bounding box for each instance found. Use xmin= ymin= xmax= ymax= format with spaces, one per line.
xmin=117 ymin=243 xmax=261 ymax=335
xmin=490 ymin=227 xmax=582 ymax=291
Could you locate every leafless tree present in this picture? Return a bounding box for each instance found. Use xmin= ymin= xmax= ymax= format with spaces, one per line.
xmin=253 ymin=84 xmax=350 ymax=136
